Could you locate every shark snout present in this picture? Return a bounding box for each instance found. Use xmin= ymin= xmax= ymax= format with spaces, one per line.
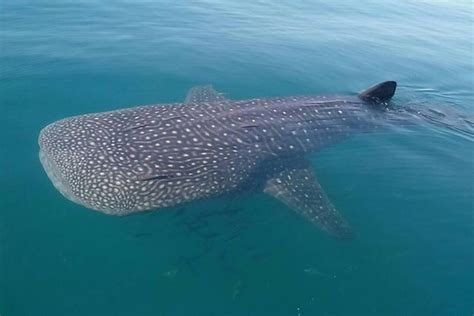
xmin=39 ymin=145 xmax=80 ymax=205
xmin=38 ymin=122 xmax=90 ymax=208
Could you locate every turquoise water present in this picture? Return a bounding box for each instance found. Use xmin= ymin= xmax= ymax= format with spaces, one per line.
xmin=1 ymin=0 xmax=473 ymax=315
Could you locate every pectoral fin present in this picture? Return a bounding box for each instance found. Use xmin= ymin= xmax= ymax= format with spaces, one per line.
xmin=264 ymin=167 xmax=354 ymax=239
xmin=185 ymin=85 xmax=229 ymax=103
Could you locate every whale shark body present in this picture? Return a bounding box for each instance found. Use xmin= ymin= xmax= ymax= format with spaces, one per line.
xmin=39 ymin=81 xmax=399 ymax=238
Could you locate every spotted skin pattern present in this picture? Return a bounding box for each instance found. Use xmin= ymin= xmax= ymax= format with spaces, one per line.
xmin=264 ymin=167 xmax=354 ymax=238
xmin=39 ymin=82 xmax=397 ymax=238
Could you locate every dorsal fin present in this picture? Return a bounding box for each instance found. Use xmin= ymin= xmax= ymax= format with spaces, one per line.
xmin=359 ymin=81 xmax=397 ymax=103
xmin=185 ymin=85 xmax=228 ymax=104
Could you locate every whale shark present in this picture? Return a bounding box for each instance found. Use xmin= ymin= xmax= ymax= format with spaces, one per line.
xmin=39 ymin=81 xmax=401 ymax=238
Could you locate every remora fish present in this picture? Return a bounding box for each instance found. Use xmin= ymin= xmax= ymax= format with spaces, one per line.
xmin=39 ymin=81 xmax=402 ymax=238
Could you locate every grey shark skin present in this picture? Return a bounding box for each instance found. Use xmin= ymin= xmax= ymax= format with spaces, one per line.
xmin=39 ymin=81 xmax=398 ymax=239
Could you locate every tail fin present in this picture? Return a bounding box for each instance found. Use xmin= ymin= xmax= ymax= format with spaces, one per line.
xmin=359 ymin=81 xmax=397 ymax=103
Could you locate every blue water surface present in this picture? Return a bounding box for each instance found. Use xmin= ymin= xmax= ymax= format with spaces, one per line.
xmin=1 ymin=1 xmax=473 ymax=315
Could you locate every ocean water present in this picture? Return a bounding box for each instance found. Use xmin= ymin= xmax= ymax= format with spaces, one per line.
xmin=1 ymin=0 xmax=473 ymax=315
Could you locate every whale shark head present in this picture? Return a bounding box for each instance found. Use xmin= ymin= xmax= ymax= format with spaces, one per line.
xmin=39 ymin=119 xmax=101 ymax=212
xmin=39 ymin=143 xmax=82 ymax=206
xmin=38 ymin=115 xmax=144 ymax=215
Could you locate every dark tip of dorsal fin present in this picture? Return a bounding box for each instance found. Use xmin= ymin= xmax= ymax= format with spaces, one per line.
xmin=359 ymin=81 xmax=397 ymax=103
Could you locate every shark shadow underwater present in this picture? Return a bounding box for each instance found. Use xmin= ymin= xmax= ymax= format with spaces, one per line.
xmin=39 ymin=81 xmax=433 ymax=239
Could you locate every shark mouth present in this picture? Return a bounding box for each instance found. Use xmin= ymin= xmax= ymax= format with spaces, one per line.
xmin=39 ymin=148 xmax=82 ymax=206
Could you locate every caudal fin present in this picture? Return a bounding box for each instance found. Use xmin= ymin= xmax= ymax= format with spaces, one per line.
xmin=359 ymin=81 xmax=397 ymax=103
